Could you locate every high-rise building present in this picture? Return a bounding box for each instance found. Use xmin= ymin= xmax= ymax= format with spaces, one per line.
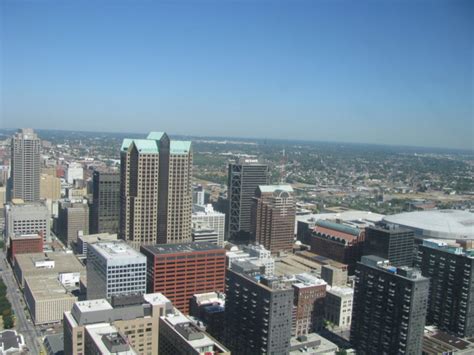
xmin=39 ymin=173 xmax=61 ymax=201
xmin=227 ymin=159 xmax=268 ymax=243
xmin=120 ymin=132 xmax=192 ymax=249
xmin=224 ymin=263 xmax=293 ymax=354
xmin=192 ymin=204 xmax=225 ymax=247
xmin=5 ymin=200 xmax=51 ymax=243
xmin=350 ymin=255 xmax=429 ymax=355
xmin=57 ymin=200 xmax=89 ymax=248
xmin=414 ymin=239 xmax=474 ymax=337
xmin=86 ymin=241 xmax=147 ymax=300
xmin=10 ymin=128 xmax=41 ymax=202
xmin=192 ymin=185 xmax=205 ymax=205
xmin=292 ymin=273 xmax=327 ymax=336
xmin=64 ymin=293 xmax=172 ymax=355
xmin=141 ymin=242 xmax=226 ymax=315
xmin=65 ymin=162 xmax=83 ymax=184
xmin=251 ymin=184 xmax=295 ymax=254
xmin=90 ymin=170 xmax=120 ymax=234
xmin=159 ymin=309 xmax=230 ymax=355
xmin=364 ymin=224 xmax=415 ymax=267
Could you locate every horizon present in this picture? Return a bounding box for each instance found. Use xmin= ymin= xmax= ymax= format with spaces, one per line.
xmin=2 ymin=0 xmax=473 ymax=150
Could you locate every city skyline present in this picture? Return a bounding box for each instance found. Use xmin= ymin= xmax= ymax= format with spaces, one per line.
xmin=2 ymin=0 xmax=472 ymax=150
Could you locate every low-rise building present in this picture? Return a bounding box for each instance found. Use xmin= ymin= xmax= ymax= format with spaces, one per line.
xmin=325 ymin=286 xmax=354 ymax=330
xmin=7 ymin=233 xmax=43 ymax=265
xmin=321 ymin=264 xmax=348 ymax=286
xmin=0 ymin=330 xmax=26 ymax=355
xmin=85 ymin=324 xmax=137 ymax=355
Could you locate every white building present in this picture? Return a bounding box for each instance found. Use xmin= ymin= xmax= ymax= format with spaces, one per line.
xmin=192 ymin=204 xmax=225 ymax=247
xmin=226 ymin=244 xmax=275 ymax=277
xmin=4 ymin=200 xmax=51 ymax=243
xmin=66 ymin=162 xmax=83 ymax=184
xmin=192 ymin=222 xmax=219 ymax=246
xmin=86 ymin=241 xmax=147 ymax=300
xmin=325 ymin=286 xmax=354 ymax=330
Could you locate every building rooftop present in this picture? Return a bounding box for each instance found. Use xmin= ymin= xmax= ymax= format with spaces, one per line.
xmin=258 ymin=184 xmax=294 ymax=193
xmin=24 ymin=275 xmax=77 ymax=302
xmin=142 ymin=242 xmax=223 ymax=255
xmin=0 ymin=330 xmax=24 ymax=354
xmin=361 ymin=255 xmax=427 ymax=281
xmin=327 ymin=286 xmax=354 ymax=297
xmin=121 ymin=133 xmax=191 ymax=155
xmin=43 ymin=333 xmax=64 ymax=355
xmin=85 ymin=324 xmax=136 ymax=355
xmin=289 ymin=333 xmax=338 ymax=354
xmin=90 ymin=241 xmax=146 ymax=261
xmin=383 ymin=210 xmax=474 ymax=240
xmin=142 ymin=293 xmax=172 ymax=307
xmin=293 ymin=273 xmax=327 ymax=288
xmin=78 ymin=233 xmax=118 ymax=244
xmin=75 ymin=299 xmax=114 ymax=314
xmin=10 ymin=233 xmax=42 ymax=241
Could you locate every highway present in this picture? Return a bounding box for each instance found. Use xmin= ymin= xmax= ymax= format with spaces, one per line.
xmin=1 ymin=250 xmax=41 ymax=354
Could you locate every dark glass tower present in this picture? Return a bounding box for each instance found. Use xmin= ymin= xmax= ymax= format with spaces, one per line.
xmin=90 ymin=170 xmax=120 ymax=234
xmin=350 ymin=255 xmax=429 ymax=355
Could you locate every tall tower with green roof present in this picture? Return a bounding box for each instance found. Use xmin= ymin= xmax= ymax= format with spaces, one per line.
xmin=120 ymin=132 xmax=192 ymax=249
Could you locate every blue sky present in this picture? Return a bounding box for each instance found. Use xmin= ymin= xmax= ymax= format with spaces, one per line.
xmin=1 ymin=0 xmax=473 ymax=149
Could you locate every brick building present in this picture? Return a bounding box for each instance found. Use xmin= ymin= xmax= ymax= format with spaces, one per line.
xmin=140 ymin=242 xmax=226 ymax=314
xmin=7 ymin=234 xmax=43 ymax=265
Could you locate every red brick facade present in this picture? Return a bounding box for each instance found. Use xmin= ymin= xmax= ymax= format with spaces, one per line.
xmin=8 ymin=234 xmax=43 ymax=265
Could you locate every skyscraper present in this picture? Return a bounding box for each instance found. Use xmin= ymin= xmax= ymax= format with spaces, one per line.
xmin=414 ymin=239 xmax=474 ymax=337
xmin=90 ymin=170 xmax=120 ymax=234
xmin=227 ymin=159 xmax=268 ymax=243
xmin=120 ymin=132 xmax=192 ymax=249
xmin=350 ymin=255 xmax=429 ymax=355
xmin=251 ymin=184 xmax=295 ymax=254
xmin=10 ymin=128 xmax=41 ymax=202
xmin=364 ymin=224 xmax=415 ymax=267
xmin=57 ymin=200 xmax=89 ymax=248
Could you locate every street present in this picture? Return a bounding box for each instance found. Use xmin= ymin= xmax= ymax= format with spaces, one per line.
xmin=1 ymin=250 xmax=41 ymax=354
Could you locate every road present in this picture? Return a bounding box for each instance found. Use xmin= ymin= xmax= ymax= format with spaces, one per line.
xmin=1 ymin=250 xmax=41 ymax=354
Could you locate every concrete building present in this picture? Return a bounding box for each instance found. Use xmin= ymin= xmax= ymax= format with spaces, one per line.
xmin=350 ymin=255 xmax=429 ymax=355
xmin=159 ymin=309 xmax=230 ymax=354
xmin=76 ymin=231 xmax=118 ymax=256
xmin=90 ymin=170 xmax=120 ymax=234
xmin=414 ymin=239 xmax=474 ymax=337
xmin=40 ymin=173 xmax=61 ymax=201
xmin=226 ymin=244 xmax=275 ymax=277
xmin=84 ymin=324 xmax=137 ymax=355
xmin=309 ymin=219 xmax=365 ymax=274
xmin=189 ymin=292 xmax=225 ymax=342
xmin=325 ymin=286 xmax=354 ymax=330
xmin=66 ymin=162 xmax=83 ymax=184
xmin=64 ymin=293 xmax=172 ymax=355
xmin=13 ymin=251 xmax=85 ymax=288
xmin=292 ymin=273 xmax=327 ymax=336
xmin=227 ymin=159 xmax=269 ymax=243
xmin=191 ymin=222 xmax=219 ymax=245
xmin=251 ymin=185 xmax=296 ymax=254
xmin=321 ymin=264 xmax=348 ymax=286
xmin=57 ymin=200 xmax=89 ymax=247
xmin=0 ymin=330 xmax=26 ymax=354
xmin=192 ymin=185 xmax=205 ymax=205
xmin=192 ymin=204 xmax=225 ymax=247
xmin=224 ymin=261 xmax=294 ymax=354
xmin=10 ymin=128 xmax=41 ymax=202
xmin=4 ymin=199 xmax=51 ymax=243
xmin=364 ymin=224 xmax=415 ymax=267
xmin=24 ymin=275 xmax=77 ymax=325
xmin=87 ymin=241 xmax=147 ymax=300
xmin=141 ymin=242 xmax=226 ymax=314
xmin=7 ymin=234 xmax=43 ymax=264
xmin=289 ymin=333 xmax=339 ymax=354
xmin=43 ymin=333 xmax=64 ymax=355
xmin=120 ymin=132 xmax=193 ymax=249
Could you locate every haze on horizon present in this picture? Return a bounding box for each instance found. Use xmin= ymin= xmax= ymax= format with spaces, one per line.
xmin=1 ymin=0 xmax=473 ymax=150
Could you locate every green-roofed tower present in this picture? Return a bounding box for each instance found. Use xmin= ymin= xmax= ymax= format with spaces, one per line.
xmin=120 ymin=132 xmax=193 ymax=249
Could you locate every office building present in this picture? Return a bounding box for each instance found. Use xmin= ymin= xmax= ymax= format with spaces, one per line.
xmin=24 ymin=275 xmax=77 ymax=325
xmin=192 ymin=185 xmax=205 ymax=205
xmin=57 ymin=200 xmax=89 ymax=247
xmin=192 ymin=204 xmax=225 ymax=247
xmin=252 ymin=184 xmax=295 ymax=254
xmin=76 ymin=231 xmax=118 ymax=256
xmin=64 ymin=293 xmax=172 ymax=355
xmin=90 ymin=170 xmax=120 ymax=234
xmin=364 ymin=224 xmax=415 ymax=267
xmin=120 ymin=132 xmax=192 ymax=249
xmin=292 ymin=273 xmax=327 ymax=336
xmin=7 ymin=234 xmax=43 ymax=264
xmin=159 ymin=309 xmax=230 ymax=354
xmin=40 ymin=173 xmax=61 ymax=201
xmin=325 ymin=286 xmax=354 ymax=330
xmin=13 ymin=251 xmax=85 ymax=288
xmin=190 ymin=292 xmax=225 ymax=341
xmin=66 ymin=162 xmax=83 ymax=184
xmin=309 ymin=220 xmax=365 ymax=274
xmin=10 ymin=128 xmax=41 ymax=202
xmin=321 ymin=264 xmax=348 ymax=286
xmin=4 ymin=199 xmax=51 ymax=243
xmin=350 ymin=255 xmax=429 ymax=355
xmin=414 ymin=239 xmax=474 ymax=337
xmin=192 ymin=222 xmax=219 ymax=245
xmin=226 ymin=244 xmax=275 ymax=277
xmin=224 ymin=261 xmax=293 ymax=354
xmin=227 ymin=159 xmax=268 ymax=242
xmin=87 ymin=241 xmax=147 ymax=300
xmin=141 ymin=242 xmax=226 ymax=314
xmin=84 ymin=324 xmax=137 ymax=355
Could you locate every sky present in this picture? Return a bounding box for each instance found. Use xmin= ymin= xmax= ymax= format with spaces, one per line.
xmin=1 ymin=0 xmax=473 ymax=150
